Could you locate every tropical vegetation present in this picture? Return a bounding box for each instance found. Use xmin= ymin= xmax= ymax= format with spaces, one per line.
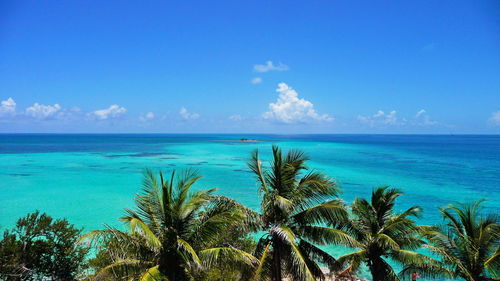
xmin=82 ymin=169 xmax=257 ymax=281
xmin=334 ymin=186 xmax=445 ymax=281
xmin=416 ymin=200 xmax=499 ymax=281
xmin=0 ymin=146 xmax=498 ymax=281
xmin=248 ymin=146 xmax=357 ymax=281
xmin=0 ymin=211 xmax=88 ymax=281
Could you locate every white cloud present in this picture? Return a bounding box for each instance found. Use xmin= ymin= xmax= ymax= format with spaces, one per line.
xmin=90 ymin=104 xmax=127 ymax=120
xmin=384 ymin=111 xmax=398 ymax=125
xmin=415 ymin=109 xmax=426 ymax=118
xmin=263 ymin=83 xmax=332 ymax=124
xmin=359 ymin=109 xmax=441 ymax=127
xmin=0 ymin=97 xmax=16 ymax=114
xmin=489 ymin=111 xmax=500 ymax=125
xmin=55 ymin=106 xmax=83 ymax=120
xmin=139 ymin=112 xmax=155 ymax=121
xmin=229 ymin=114 xmax=242 ymax=121
xmin=254 ymin=61 xmax=289 ymax=73
xmin=251 ymin=77 xmax=263 ymax=84
xmin=357 ymin=110 xmax=401 ymax=127
xmin=414 ymin=109 xmax=437 ymax=125
xmin=373 ymin=110 xmax=385 ymax=118
xmin=25 ymin=103 xmax=62 ymax=119
xmin=179 ymin=107 xmax=199 ymax=120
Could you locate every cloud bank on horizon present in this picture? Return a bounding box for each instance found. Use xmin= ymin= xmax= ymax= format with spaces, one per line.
xmin=0 ymin=56 xmax=496 ymax=133
xmin=0 ymin=56 xmax=497 ymax=132
xmin=357 ymin=109 xmax=439 ymax=128
xmin=4 ymin=77 xmax=493 ymax=133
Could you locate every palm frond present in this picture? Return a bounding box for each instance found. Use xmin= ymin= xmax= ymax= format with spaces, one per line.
xmin=484 ymin=249 xmax=500 ymax=277
xmin=248 ymin=149 xmax=269 ymax=195
xmin=293 ymin=225 xmax=360 ymax=248
xmin=335 ymin=250 xmax=367 ymax=272
xmin=199 ymin=247 xmax=259 ymax=268
xmin=209 ymin=195 xmax=262 ymax=232
xmin=93 ymin=259 xmax=151 ymax=281
xmin=140 ymin=266 xmax=165 ymax=281
xmin=284 ymin=237 xmax=317 ymax=281
xmin=395 ymin=250 xmax=453 ymax=280
xmin=292 ymin=199 xmax=348 ymax=225
xmin=177 ymin=238 xmax=201 ymax=267
xmin=252 ymin=242 xmax=272 ymax=281
xmin=122 ymin=216 xmax=161 ymax=250
xmin=376 ymin=233 xmax=401 ymax=251
xmin=274 ymin=195 xmax=294 ymax=214
xmin=298 ymin=240 xmax=338 ymax=270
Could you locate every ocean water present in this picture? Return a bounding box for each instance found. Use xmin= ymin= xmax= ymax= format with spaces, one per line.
xmin=1 ymin=134 xmax=499 ymax=277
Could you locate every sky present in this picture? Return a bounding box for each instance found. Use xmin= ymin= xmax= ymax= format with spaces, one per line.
xmin=0 ymin=0 xmax=499 ymax=134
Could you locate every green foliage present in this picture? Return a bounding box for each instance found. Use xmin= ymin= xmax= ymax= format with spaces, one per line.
xmin=248 ymin=145 xmax=349 ymax=281
xmin=193 ymin=223 xmax=257 ymax=281
xmin=336 ymin=187 xmax=443 ymax=281
xmin=0 ymin=211 xmax=89 ymax=281
xmin=84 ymin=169 xmax=258 ymax=281
xmin=2 ymin=147 xmax=499 ymax=281
xmin=418 ymin=200 xmax=499 ymax=281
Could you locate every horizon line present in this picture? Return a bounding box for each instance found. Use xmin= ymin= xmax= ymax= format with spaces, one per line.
xmin=1 ymin=132 xmax=499 ymax=136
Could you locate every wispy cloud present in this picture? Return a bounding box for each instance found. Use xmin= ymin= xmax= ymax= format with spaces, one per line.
xmin=254 ymin=61 xmax=289 ymax=73
xmin=139 ymin=112 xmax=155 ymax=121
xmin=89 ymin=105 xmax=127 ymax=120
xmin=180 ymin=107 xmax=199 ymax=120
xmin=229 ymin=114 xmax=243 ymax=121
xmin=251 ymin=77 xmax=263 ymax=84
xmin=358 ymin=109 xmax=440 ymax=127
xmin=489 ymin=111 xmax=500 ymax=125
xmin=415 ymin=109 xmax=426 ymax=118
xmin=25 ymin=103 xmax=62 ymax=119
xmin=263 ymin=83 xmax=332 ymax=123
xmin=357 ymin=110 xmax=401 ymax=127
xmin=414 ymin=109 xmax=437 ymax=126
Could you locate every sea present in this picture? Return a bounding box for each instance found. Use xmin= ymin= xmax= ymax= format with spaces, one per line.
xmin=0 ymin=134 xmax=498 ymax=278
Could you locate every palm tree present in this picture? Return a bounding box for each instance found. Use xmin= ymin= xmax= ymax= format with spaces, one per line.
xmin=420 ymin=200 xmax=499 ymax=281
xmin=83 ymin=169 xmax=258 ymax=281
xmin=248 ymin=146 xmax=356 ymax=281
xmin=336 ymin=186 xmax=441 ymax=281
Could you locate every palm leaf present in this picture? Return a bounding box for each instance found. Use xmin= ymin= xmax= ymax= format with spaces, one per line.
xmin=335 ymin=250 xmax=366 ymax=272
xmin=177 ymin=238 xmax=201 ymax=267
xmin=199 ymin=247 xmax=259 ymax=268
xmin=252 ymin=242 xmax=272 ymax=281
xmin=140 ymin=266 xmax=166 ymax=281
xmin=293 ymin=225 xmax=360 ymax=248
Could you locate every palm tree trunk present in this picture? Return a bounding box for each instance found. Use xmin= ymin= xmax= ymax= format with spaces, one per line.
xmin=369 ymin=264 xmax=379 ymax=281
xmin=272 ymin=248 xmax=282 ymax=281
xmin=368 ymin=258 xmax=385 ymax=281
xmin=160 ymin=247 xmax=189 ymax=281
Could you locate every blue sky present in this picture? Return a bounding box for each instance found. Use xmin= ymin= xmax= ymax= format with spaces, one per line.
xmin=0 ymin=0 xmax=499 ymax=133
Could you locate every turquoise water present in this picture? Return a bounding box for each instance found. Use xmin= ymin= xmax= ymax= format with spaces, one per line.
xmin=1 ymin=134 xmax=499 ymax=278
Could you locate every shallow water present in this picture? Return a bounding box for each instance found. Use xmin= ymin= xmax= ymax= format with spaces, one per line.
xmin=1 ymin=134 xmax=498 ymax=278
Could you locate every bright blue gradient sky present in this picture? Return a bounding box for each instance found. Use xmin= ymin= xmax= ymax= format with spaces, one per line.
xmin=1 ymin=0 xmax=499 ymax=133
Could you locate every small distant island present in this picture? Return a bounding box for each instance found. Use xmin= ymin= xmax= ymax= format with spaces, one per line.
xmin=212 ymin=138 xmax=264 ymax=143
xmin=238 ymin=138 xmax=260 ymax=142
